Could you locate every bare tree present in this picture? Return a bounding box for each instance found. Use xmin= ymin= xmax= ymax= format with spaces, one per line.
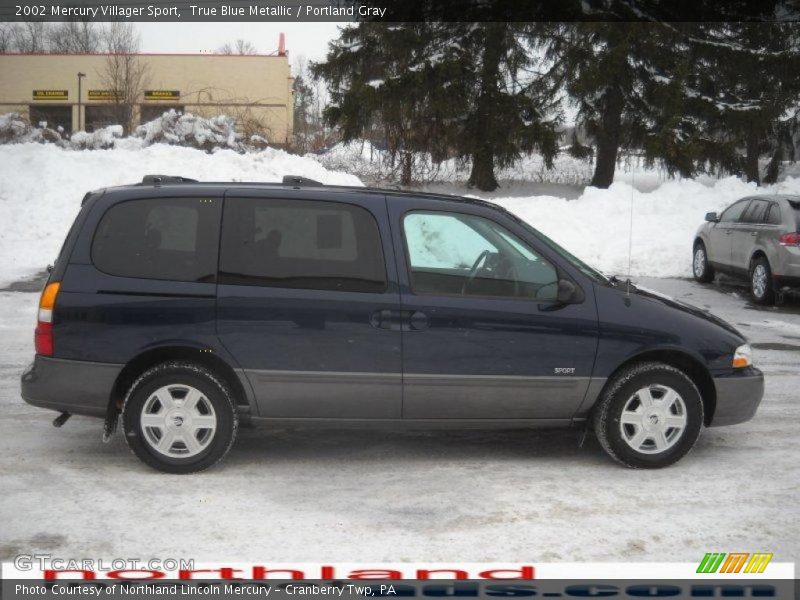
xmin=0 ymin=23 xmax=14 ymax=53
xmin=98 ymin=23 xmax=149 ymax=134
xmin=48 ymin=21 xmax=100 ymax=53
xmin=217 ymin=39 xmax=258 ymax=55
xmin=10 ymin=22 xmax=49 ymax=52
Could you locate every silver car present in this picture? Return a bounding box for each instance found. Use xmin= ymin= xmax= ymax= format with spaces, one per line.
xmin=693 ymin=195 xmax=800 ymax=304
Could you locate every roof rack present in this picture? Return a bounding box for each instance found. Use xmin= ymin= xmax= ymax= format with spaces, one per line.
xmin=140 ymin=174 xmax=324 ymax=187
xmin=141 ymin=175 xmax=199 ymax=185
xmin=282 ymin=175 xmax=323 ymax=187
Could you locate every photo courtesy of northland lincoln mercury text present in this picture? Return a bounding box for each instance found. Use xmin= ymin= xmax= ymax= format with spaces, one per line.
xmin=0 ymin=0 xmax=798 ymax=596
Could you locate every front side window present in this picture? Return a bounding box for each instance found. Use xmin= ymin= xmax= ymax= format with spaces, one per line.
xmin=92 ymin=198 xmax=219 ymax=282
xmin=402 ymin=211 xmax=559 ymax=300
xmin=720 ymin=199 xmax=751 ymax=223
xmin=219 ymin=197 xmax=387 ymax=293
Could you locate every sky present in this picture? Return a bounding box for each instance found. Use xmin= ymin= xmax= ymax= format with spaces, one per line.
xmin=137 ymin=22 xmax=343 ymax=66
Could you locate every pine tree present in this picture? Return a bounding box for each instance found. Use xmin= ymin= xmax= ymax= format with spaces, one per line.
xmin=292 ymin=72 xmax=314 ymax=154
xmin=313 ymin=23 xmax=561 ymax=190
xmin=681 ymin=23 xmax=800 ymax=184
xmin=312 ymin=23 xmax=456 ymax=185
xmin=544 ymin=22 xmax=685 ymax=188
xmin=452 ymin=23 xmax=560 ymax=191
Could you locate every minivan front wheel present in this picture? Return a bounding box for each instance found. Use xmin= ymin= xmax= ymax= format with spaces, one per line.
xmin=593 ymin=362 xmax=703 ymax=469
xmin=122 ymin=362 xmax=238 ymax=473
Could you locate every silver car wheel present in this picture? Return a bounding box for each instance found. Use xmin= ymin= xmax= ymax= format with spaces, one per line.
xmin=693 ymin=247 xmax=706 ymax=277
xmin=752 ymin=264 xmax=767 ymax=298
xmin=619 ymin=384 xmax=688 ymax=455
xmin=140 ymin=384 xmax=217 ymax=458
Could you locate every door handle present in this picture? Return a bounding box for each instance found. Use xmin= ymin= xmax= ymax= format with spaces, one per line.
xmin=370 ymin=309 xmax=395 ymax=330
xmin=725 ymin=230 xmax=733 ymax=235
xmin=750 ymin=231 xmax=757 ymax=237
xmin=408 ymin=311 xmax=429 ymax=331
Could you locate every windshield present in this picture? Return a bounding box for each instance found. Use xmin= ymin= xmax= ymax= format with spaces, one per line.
xmin=516 ymin=221 xmax=611 ymax=284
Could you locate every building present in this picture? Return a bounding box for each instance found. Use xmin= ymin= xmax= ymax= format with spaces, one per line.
xmin=0 ymin=41 xmax=294 ymax=145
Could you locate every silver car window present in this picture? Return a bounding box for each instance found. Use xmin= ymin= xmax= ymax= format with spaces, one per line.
xmin=766 ymin=203 xmax=782 ymax=225
xmin=743 ymin=199 xmax=769 ymax=224
xmin=720 ymin=199 xmax=750 ymax=223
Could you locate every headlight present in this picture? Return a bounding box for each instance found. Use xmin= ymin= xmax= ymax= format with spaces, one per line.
xmin=733 ymin=344 xmax=753 ymax=368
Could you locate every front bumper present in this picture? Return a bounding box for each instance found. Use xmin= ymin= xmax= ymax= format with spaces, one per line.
xmin=710 ymin=367 xmax=764 ymax=427
xmin=21 ymin=355 xmax=123 ymax=418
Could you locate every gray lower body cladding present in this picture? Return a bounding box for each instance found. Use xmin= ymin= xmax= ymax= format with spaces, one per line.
xmin=709 ymin=368 xmax=764 ymax=426
xmin=20 ymin=357 xmax=764 ymax=428
xmin=21 ymin=355 xmax=123 ymax=418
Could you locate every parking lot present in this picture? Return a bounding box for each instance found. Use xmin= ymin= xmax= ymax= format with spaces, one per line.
xmin=1 ymin=276 xmax=798 ymax=563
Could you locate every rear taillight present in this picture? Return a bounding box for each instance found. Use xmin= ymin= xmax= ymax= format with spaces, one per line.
xmin=779 ymin=232 xmax=800 ymax=246
xmin=35 ymin=282 xmax=60 ymax=356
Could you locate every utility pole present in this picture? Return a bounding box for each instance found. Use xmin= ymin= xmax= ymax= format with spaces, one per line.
xmin=77 ymin=72 xmax=86 ymax=131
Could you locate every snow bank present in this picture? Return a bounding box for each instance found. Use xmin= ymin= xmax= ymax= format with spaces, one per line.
xmin=0 ymin=110 xmax=255 ymax=153
xmin=491 ymin=176 xmax=800 ymax=278
xmin=69 ymin=125 xmax=124 ymax=150
xmin=0 ymin=143 xmax=362 ymax=287
xmin=312 ymin=141 xmax=595 ymax=185
xmin=133 ymin=110 xmax=244 ymax=152
xmin=2 ymin=142 xmax=800 ymax=287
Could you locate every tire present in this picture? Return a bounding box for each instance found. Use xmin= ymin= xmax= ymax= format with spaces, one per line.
xmin=593 ymin=362 xmax=704 ymax=469
xmin=749 ymin=256 xmax=775 ymax=305
xmin=122 ymin=361 xmax=238 ymax=474
xmin=692 ymin=242 xmax=714 ymax=283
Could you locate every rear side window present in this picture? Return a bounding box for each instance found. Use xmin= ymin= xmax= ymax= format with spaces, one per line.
xmin=790 ymin=200 xmax=800 ymax=224
xmin=92 ymin=198 xmax=220 ymax=282
xmin=742 ymin=199 xmax=769 ymax=224
xmin=219 ymin=197 xmax=386 ymax=293
xmin=766 ymin=203 xmax=782 ymax=225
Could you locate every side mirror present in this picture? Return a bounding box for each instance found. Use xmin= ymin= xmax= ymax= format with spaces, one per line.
xmin=557 ymin=279 xmax=578 ymax=304
xmin=705 ymin=212 xmax=719 ymax=223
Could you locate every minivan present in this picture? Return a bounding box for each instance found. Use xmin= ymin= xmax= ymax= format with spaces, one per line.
xmin=21 ymin=175 xmax=764 ymax=473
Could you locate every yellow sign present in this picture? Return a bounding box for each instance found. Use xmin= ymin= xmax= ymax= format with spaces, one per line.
xmin=144 ymin=90 xmax=180 ymax=100
xmin=88 ymin=90 xmax=120 ymax=100
xmin=33 ymin=90 xmax=68 ymax=100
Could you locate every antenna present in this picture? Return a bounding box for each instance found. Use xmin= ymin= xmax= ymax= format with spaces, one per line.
xmin=627 ymin=162 xmax=634 ymax=295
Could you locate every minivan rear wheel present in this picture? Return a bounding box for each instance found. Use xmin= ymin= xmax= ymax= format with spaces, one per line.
xmin=122 ymin=362 xmax=238 ymax=474
xmin=750 ymin=256 xmax=775 ymax=305
xmin=593 ymin=362 xmax=703 ymax=469
xmin=692 ymin=242 xmax=714 ymax=283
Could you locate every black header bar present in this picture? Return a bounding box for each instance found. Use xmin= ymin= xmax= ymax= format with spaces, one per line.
xmin=1 ymin=0 xmax=799 ymax=22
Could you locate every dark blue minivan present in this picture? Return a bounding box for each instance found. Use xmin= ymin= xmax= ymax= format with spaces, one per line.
xmin=21 ymin=176 xmax=764 ymax=473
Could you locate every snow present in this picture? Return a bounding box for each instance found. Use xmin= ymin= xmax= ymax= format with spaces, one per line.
xmin=312 ymin=141 xmax=595 ymax=185
xmin=132 ymin=110 xmax=245 ymax=151
xmin=0 ymin=277 xmax=798 ymax=561
xmin=0 ymin=143 xmax=362 ymax=287
xmin=2 ymin=140 xmax=800 ymax=287
xmin=489 ymin=176 xmax=800 ymax=279
xmin=68 ymin=125 xmax=124 ymax=150
xmin=0 ymin=110 xmax=258 ymax=152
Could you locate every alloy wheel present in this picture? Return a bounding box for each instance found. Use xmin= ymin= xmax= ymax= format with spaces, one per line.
xmin=140 ymin=384 xmax=217 ymax=458
xmin=693 ymin=247 xmax=706 ymax=277
xmin=752 ymin=264 xmax=767 ymax=298
xmin=619 ymin=384 xmax=688 ymax=454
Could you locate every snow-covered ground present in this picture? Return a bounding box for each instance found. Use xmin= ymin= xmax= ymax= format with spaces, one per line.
xmin=3 ymin=143 xmax=800 ymax=287
xmin=0 ymin=277 xmax=798 ymax=562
